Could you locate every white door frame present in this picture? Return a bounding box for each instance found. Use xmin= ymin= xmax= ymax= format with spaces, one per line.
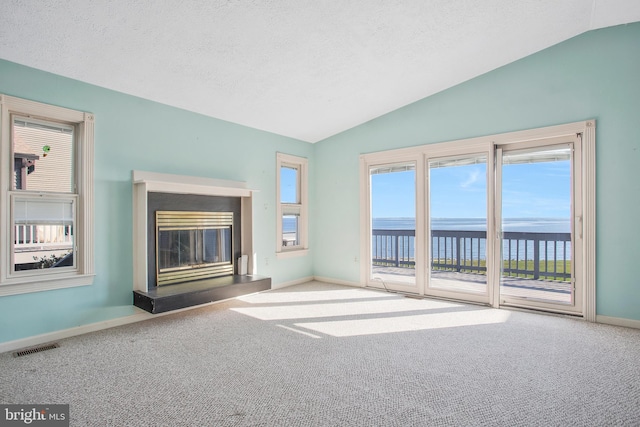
xmin=359 ymin=120 xmax=596 ymax=321
xmin=495 ymin=136 xmax=583 ymax=315
xmin=423 ymin=150 xmax=492 ymax=305
xmin=360 ymin=155 xmax=425 ymax=295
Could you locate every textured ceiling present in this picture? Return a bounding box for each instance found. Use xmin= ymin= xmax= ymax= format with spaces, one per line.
xmin=1 ymin=1 xmax=640 ymax=143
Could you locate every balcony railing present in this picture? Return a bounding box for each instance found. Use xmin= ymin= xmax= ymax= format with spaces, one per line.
xmin=14 ymin=224 xmax=73 ymax=249
xmin=372 ymin=229 xmax=571 ymax=281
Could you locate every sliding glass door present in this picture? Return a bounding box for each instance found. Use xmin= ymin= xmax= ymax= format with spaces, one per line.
xmin=369 ymin=162 xmax=417 ymax=291
xmin=496 ymin=138 xmax=582 ymax=314
xmin=362 ymin=121 xmax=591 ymax=318
xmin=426 ymin=154 xmax=490 ymax=304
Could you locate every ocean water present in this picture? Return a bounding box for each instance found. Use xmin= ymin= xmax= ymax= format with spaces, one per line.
xmin=284 ymin=217 xmax=570 ymax=233
xmin=372 ymin=217 xmax=571 ymax=261
xmin=373 ymin=217 xmax=570 ymax=233
xmin=283 ymin=217 xmax=571 ymax=261
xmin=282 ymin=218 xmax=297 ymax=234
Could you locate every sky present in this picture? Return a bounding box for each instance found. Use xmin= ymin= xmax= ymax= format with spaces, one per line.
xmin=281 ymin=166 xmax=297 ymax=203
xmin=371 ymin=160 xmax=571 ymax=219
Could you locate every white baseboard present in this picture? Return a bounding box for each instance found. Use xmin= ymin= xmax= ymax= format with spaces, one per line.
xmin=0 ymin=288 xmax=271 ymax=354
xmin=0 ymin=277 xmax=346 ymax=353
xmin=271 ymin=276 xmax=314 ymax=289
xmin=596 ymin=315 xmax=640 ymax=330
xmin=0 ymin=310 xmax=153 ymax=354
xmin=313 ymin=275 xmax=362 ymax=288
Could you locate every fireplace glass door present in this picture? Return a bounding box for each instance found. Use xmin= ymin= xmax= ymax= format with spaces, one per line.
xmin=158 ymin=227 xmax=231 ymax=270
xmin=203 ymin=228 xmax=231 ymax=264
xmin=156 ymin=211 xmax=234 ymax=285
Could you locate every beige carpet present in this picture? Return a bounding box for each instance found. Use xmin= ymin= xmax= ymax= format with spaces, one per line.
xmin=1 ymin=281 xmax=639 ymax=426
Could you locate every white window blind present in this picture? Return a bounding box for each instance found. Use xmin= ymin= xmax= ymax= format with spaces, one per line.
xmin=13 ymin=197 xmax=75 ymax=225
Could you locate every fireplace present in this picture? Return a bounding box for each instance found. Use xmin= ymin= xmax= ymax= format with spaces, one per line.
xmin=132 ymin=171 xmax=271 ymax=314
xmin=156 ymin=211 xmax=234 ymax=285
xmin=145 ymin=192 xmax=242 ymax=288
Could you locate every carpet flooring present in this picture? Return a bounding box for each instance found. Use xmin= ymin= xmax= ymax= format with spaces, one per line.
xmin=1 ymin=281 xmax=639 ymax=426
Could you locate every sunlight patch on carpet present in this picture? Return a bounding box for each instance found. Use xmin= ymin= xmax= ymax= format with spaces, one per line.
xmin=231 ymin=298 xmax=464 ymax=321
xmin=276 ymin=324 xmax=322 ymax=339
xmin=236 ymin=288 xmax=391 ymax=304
xmin=295 ymin=309 xmax=511 ymax=337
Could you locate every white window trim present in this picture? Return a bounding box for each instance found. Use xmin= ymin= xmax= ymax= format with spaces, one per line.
xmin=0 ymin=94 xmax=95 ymax=296
xmin=276 ymin=153 xmax=309 ymax=258
xmin=360 ymin=120 xmax=596 ymax=321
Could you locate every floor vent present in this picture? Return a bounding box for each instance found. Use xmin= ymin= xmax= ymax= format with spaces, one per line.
xmin=13 ymin=343 xmax=60 ymax=357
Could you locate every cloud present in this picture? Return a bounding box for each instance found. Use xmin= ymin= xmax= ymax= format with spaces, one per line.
xmin=460 ymin=170 xmax=480 ymax=188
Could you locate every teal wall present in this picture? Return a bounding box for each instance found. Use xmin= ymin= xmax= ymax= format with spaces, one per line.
xmin=313 ymin=23 xmax=640 ymax=321
xmin=0 ymin=61 xmax=314 ymax=343
xmin=1 ymin=22 xmax=639 ymax=345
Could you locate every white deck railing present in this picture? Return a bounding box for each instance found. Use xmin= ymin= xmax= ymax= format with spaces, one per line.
xmin=14 ymin=224 xmax=73 ymax=250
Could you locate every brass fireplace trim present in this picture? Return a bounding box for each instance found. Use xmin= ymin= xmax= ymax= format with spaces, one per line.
xmin=156 ymin=211 xmax=234 ymax=286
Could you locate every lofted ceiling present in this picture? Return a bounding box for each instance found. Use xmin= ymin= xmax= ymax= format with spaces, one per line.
xmin=1 ymin=1 xmax=640 ymax=143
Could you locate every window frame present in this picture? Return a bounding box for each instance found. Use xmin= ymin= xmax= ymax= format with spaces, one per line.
xmin=276 ymin=153 xmax=308 ymax=258
xmin=0 ymin=94 xmax=95 ymax=296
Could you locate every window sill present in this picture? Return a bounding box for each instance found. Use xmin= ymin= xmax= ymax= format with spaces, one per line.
xmin=0 ymin=274 xmax=95 ymax=297
xmin=276 ymin=249 xmax=309 ymax=259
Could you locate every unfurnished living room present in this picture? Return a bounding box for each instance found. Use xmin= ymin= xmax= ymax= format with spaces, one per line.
xmin=1 ymin=1 xmax=639 ymax=426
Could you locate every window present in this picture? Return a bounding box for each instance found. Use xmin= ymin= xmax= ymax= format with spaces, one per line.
xmin=0 ymin=94 xmax=95 ymax=295
xmin=276 ymin=153 xmax=308 ymax=257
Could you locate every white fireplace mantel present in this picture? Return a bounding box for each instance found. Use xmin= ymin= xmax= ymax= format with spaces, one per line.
xmin=132 ymin=170 xmax=255 ymax=198
xmin=132 ymin=170 xmax=257 ymax=292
